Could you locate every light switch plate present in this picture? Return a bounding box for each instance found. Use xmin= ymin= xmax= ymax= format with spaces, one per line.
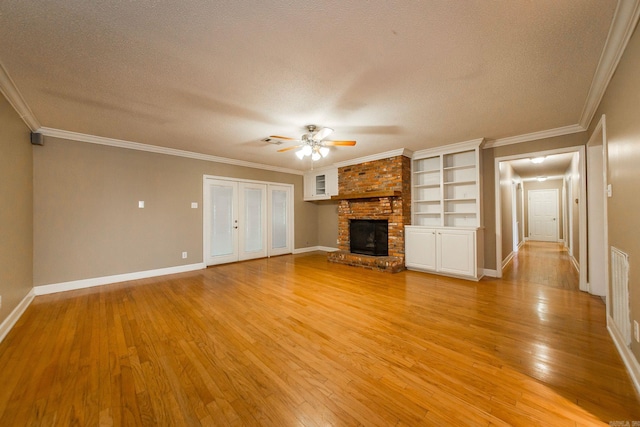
xmin=191 ymin=202 xmax=198 ymax=209
xmin=138 ymin=201 xmax=145 ymax=208
xmin=607 ymin=184 xmax=612 ymax=198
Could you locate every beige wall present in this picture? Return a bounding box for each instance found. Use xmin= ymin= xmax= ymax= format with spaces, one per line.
xmin=0 ymin=94 xmax=33 ymax=325
xmin=316 ymin=201 xmax=339 ymax=248
xmin=482 ymin=132 xmax=588 ymax=270
xmin=33 ymin=137 xmax=317 ymax=286
xmin=590 ymin=22 xmax=640 ymax=361
xmin=522 ymin=179 xmax=564 ymax=240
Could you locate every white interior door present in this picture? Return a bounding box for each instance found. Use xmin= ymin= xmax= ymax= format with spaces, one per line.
xmin=238 ymin=183 xmax=267 ymax=261
xmin=269 ymin=185 xmax=293 ymax=256
xmin=205 ymin=179 xmax=239 ymax=265
xmin=528 ymin=189 xmax=558 ymax=242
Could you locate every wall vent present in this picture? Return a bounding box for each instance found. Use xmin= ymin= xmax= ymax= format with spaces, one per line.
xmin=611 ymin=246 xmax=631 ymax=346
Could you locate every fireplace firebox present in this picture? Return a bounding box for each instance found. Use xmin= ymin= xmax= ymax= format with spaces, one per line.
xmin=349 ymin=219 xmax=388 ymax=256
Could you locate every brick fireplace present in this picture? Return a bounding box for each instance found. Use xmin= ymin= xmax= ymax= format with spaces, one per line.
xmin=327 ymin=155 xmax=411 ymax=273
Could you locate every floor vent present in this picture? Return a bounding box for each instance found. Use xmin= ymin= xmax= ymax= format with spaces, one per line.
xmin=611 ymin=246 xmax=631 ymax=346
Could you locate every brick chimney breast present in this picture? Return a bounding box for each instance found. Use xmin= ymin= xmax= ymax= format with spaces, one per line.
xmin=328 ymin=155 xmax=411 ymax=273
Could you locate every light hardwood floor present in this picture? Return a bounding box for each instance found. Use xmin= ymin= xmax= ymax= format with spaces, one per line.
xmin=0 ymin=244 xmax=639 ymax=425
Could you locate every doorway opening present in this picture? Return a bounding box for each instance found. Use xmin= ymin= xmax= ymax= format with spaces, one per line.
xmin=494 ymin=146 xmax=587 ymax=291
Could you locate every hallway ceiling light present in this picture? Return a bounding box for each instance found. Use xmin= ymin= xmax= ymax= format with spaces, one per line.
xmin=537 ymin=176 xmax=547 ymax=182
xmin=531 ymin=157 xmax=546 ymax=164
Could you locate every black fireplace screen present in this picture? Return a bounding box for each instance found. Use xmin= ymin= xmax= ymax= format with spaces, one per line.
xmin=349 ymin=219 xmax=388 ymax=256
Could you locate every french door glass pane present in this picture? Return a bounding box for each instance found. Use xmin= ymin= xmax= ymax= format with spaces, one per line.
xmin=211 ymin=185 xmax=234 ymax=257
xmin=243 ymin=188 xmax=263 ymax=252
xmin=272 ymin=190 xmax=287 ymax=249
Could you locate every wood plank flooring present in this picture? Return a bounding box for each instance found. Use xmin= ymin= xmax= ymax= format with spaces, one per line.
xmin=502 ymin=241 xmax=579 ymax=290
xmin=1 ymin=244 xmax=639 ymax=425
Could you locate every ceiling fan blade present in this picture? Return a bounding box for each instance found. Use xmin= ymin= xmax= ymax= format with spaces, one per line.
xmin=313 ymin=127 xmax=334 ymax=141
xmin=323 ymin=140 xmax=357 ymax=146
xmin=270 ymin=135 xmax=299 ymax=141
xmin=277 ymin=144 xmax=303 ymax=152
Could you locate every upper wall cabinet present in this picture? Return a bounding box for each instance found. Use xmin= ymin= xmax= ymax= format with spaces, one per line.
xmin=411 ymin=138 xmax=484 ymax=228
xmin=303 ymin=166 xmax=338 ymax=201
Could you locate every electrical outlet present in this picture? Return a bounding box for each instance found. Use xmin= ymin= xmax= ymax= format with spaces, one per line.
xmin=336 ymin=238 xmax=339 ymax=244
xmin=634 ymin=320 xmax=640 ymax=343
xmin=182 ymin=252 xmax=187 ymax=259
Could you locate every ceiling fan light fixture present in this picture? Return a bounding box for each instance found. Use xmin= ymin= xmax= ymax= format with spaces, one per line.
xmin=319 ymin=146 xmax=330 ymax=158
xmin=311 ymin=151 xmax=321 ymax=161
xmin=302 ymin=145 xmax=313 ymax=156
xmin=295 ymin=149 xmax=306 ymax=160
xmin=314 ymin=127 xmax=334 ymax=141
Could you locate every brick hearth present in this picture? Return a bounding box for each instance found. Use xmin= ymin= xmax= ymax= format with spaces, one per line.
xmin=327 ymin=155 xmax=411 ymax=273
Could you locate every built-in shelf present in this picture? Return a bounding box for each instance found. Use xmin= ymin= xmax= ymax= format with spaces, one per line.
xmin=444 ymin=198 xmax=476 ymax=202
xmin=443 ymin=164 xmax=475 ymax=171
xmin=410 ymin=140 xmax=483 ymax=228
xmin=443 ymin=180 xmax=476 ymax=186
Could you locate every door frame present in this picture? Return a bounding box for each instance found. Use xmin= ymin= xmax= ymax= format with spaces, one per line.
xmin=203 ymin=175 xmax=294 ymax=266
xmin=586 ymin=115 xmax=609 ymax=298
xmin=494 ymin=145 xmax=587 ymax=291
xmin=527 ymin=188 xmax=559 ymax=242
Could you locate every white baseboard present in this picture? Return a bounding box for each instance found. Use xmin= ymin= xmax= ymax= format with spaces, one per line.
xmin=0 ymin=289 xmax=35 ymax=344
xmin=293 ymin=246 xmax=338 ymax=254
xmin=608 ymin=315 xmax=640 ymax=396
xmin=502 ymin=251 xmax=516 ymax=269
xmin=570 ymin=256 xmax=579 ymax=273
xmin=482 ymin=269 xmax=499 ymax=278
xmin=34 ymin=263 xmax=206 ymax=296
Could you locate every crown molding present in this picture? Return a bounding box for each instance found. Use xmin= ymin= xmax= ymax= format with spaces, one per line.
xmin=332 ymin=148 xmax=413 ymax=168
xmin=37 ymin=127 xmax=304 ymax=175
xmin=0 ymin=62 xmax=40 ymax=130
xmin=483 ymin=124 xmax=585 ymax=149
xmin=579 ymin=0 xmax=640 ymax=129
xmin=413 ymin=138 xmax=485 ymax=158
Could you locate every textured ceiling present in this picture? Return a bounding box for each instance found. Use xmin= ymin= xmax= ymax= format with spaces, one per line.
xmin=0 ymin=0 xmax=618 ymax=171
xmin=506 ymin=153 xmax=575 ymax=180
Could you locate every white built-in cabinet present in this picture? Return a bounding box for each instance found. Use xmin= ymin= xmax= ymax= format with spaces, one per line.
xmin=405 ymin=226 xmax=483 ymax=280
xmin=405 ymin=139 xmax=484 ymax=280
xmin=303 ymin=166 xmax=338 ymax=201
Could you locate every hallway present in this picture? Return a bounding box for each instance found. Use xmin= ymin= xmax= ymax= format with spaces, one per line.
xmin=502 ymin=241 xmax=579 ymax=290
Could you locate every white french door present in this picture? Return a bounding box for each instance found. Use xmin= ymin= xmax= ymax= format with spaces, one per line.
xmin=268 ymin=185 xmax=293 ymax=256
xmin=206 ymin=179 xmax=239 ymax=265
xmin=528 ymin=189 xmax=559 ymax=242
xmin=238 ymin=182 xmax=268 ymax=261
xmin=204 ymin=177 xmax=292 ymax=266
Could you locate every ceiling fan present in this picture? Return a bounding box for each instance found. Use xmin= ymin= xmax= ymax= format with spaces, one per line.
xmin=271 ymin=125 xmax=356 ymax=161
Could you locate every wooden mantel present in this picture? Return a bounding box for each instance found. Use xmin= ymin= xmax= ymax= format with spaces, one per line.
xmin=330 ymin=190 xmax=402 ymax=200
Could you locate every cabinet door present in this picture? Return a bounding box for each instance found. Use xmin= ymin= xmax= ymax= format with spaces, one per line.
xmin=405 ymin=227 xmax=436 ymax=270
xmin=325 ymin=167 xmax=338 ymax=196
xmin=437 ymin=229 xmax=475 ymax=277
